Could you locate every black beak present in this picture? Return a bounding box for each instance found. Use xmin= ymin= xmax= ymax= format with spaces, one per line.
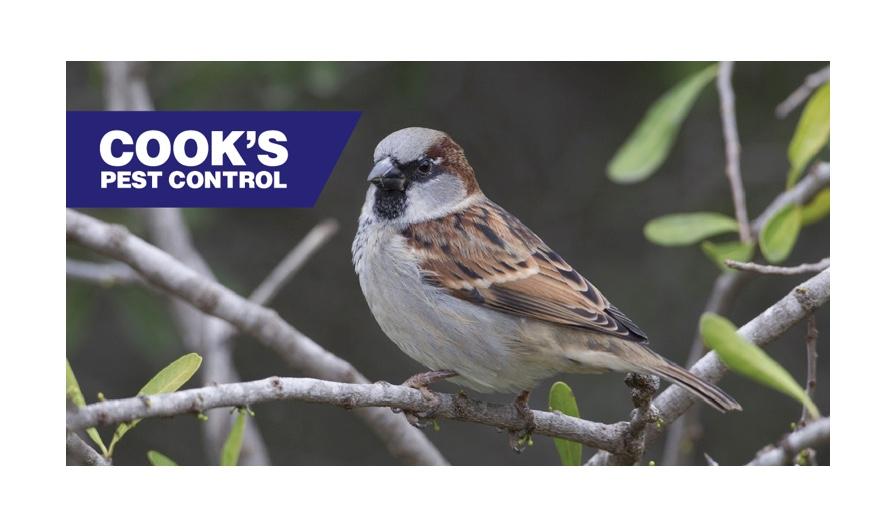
xmin=368 ymin=158 xmax=407 ymax=191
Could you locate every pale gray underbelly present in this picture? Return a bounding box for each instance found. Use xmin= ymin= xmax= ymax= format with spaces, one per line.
xmin=357 ymin=248 xmax=563 ymax=393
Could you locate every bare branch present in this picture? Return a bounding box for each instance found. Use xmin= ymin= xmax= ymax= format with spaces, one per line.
xmin=102 ymin=61 xmax=153 ymax=111
xmin=660 ymin=165 xmax=830 ymax=465
xmin=652 ymin=269 xmax=830 ymax=431
xmin=717 ymin=61 xmax=751 ymax=244
xmin=747 ymin=417 xmax=830 ymax=465
xmin=800 ymin=315 xmax=819 ymax=426
xmin=66 ymin=259 xmax=141 ymax=286
xmin=753 ymin=162 xmax=829 ymax=230
xmin=67 ymin=377 xmax=629 ymax=454
xmin=66 ymin=209 xmax=448 ymax=465
xmin=775 ymin=66 xmax=831 ymax=119
xmin=725 ymin=258 xmax=829 ymax=276
xmin=249 ymin=218 xmax=339 ymax=306
xmin=625 ymin=269 xmax=831 ymax=466
xmin=66 ymin=432 xmax=110 ymax=466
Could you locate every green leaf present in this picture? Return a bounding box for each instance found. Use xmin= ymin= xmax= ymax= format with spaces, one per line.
xmin=786 ymin=83 xmax=830 ymax=188
xmin=801 ymin=188 xmax=830 ymax=226
xmin=608 ymin=64 xmax=718 ymax=183
xmin=548 ymin=382 xmax=582 ymax=466
xmin=220 ymin=409 xmax=247 ymax=466
xmin=66 ymin=360 xmax=109 ymax=457
xmin=759 ymin=203 xmax=802 ymax=263
xmin=644 ymin=212 xmax=739 ymax=246
xmin=109 ymin=353 xmax=203 ymax=454
xmin=147 ymin=450 xmax=178 ymax=466
xmin=701 ymin=240 xmax=755 ymax=271
xmin=700 ymin=313 xmax=819 ymax=418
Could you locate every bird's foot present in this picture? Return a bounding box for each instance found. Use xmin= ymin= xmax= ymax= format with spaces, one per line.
xmin=508 ymin=390 xmax=536 ymax=453
xmin=394 ymin=369 xmax=457 ymax=428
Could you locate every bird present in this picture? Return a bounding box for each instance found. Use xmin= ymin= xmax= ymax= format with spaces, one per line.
xmin=351 ymin=127 xmax=740 ymax=432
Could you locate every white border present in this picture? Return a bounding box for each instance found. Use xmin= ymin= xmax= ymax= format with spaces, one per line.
xmin=5 ymin=0 xmax=892 ymax=524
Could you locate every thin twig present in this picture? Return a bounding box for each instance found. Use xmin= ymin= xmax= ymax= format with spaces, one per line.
xmin=726 ymin=258 xmax=830 ymax=275
xmin=66 ymin=259 xmax=142 ymax=286
xmin=249 ymin=219 xmax=339 ymax=306
xmin=66 ymin=208 xmax=448 ymax=466
xmin=67 ymin=377 xmax=629 ymax=454
xmin=775 ymin=66 xmax=831 ymax=119
xmin=800 ymin=315 xmax=819 ymax=426
xmin=660 ymin=166 xmax=830 ymax=465
xmin=747 ymin=417 xmax=830 ymax=465
xmin=717 ymin=61 xmax=751 ymax=244
xmin=66 ymin=432 xmax=111 ymax=466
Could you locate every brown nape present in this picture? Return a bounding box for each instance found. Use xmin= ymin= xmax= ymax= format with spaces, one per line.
xmin=426 ymin=136 xmax=480 ymax=195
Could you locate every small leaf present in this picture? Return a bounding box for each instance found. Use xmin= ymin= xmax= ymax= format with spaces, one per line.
xmin=109 ymin=353 xmax=203 ymax=454
xmin=786 ymin=83 xmax=830 ymax=187
xmin=644 ymin=212 xmax=739 ymax=246
xmin=548 ymin=382 xmax=582 ymax=466
xmin=608 ymin=64 xmax=718 ymax=183
xmin=700 ymin=314 xmax=819 ymax=418
xmin=220 ymin=409 xmax=247 ymax=466
xmin=801 ymin=188 xmax=830 ymax=226
xmin=759 ymin=203 xmax=802 ymax=263
xmin=701 ymin=240 xmax=754 ymax=271
xmin=66 ymin=360 xmax=109 ymax=457
xmin=147 ymin=450 xmax=178 ymax=466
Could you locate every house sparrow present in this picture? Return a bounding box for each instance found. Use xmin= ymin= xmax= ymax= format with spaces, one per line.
xmin=352 ymin=127 xmax=740 ymax=428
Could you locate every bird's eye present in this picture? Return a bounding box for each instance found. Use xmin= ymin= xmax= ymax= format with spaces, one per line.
xmin=417 ymin=160 xmax=432 ymax=175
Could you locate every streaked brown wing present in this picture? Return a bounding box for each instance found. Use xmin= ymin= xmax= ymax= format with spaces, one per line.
xmin=401 ymin=199 xmax=648 ymax=342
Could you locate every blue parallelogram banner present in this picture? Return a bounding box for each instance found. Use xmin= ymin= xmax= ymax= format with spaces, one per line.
xmin=66 ymin=111 xmax=361 ymax=207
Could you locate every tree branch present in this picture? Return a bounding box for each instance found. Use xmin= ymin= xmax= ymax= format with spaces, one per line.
xmin=248 ymin=218 xmax=339 ymax=306
xmin=67 ymin=377 xmax=629 ymax=454
xmin=66 ymin=432 xmax=111 ymax=466
xmin=660 ymin=164 xmax=830 ymax=465
xmin=652 ymin=269 xmax=830 ymax=429
xmin=717 ymin=61 xmax=751 ymax=244
xmin=67 ymin=261 xmax=829 ymax=464
xmin=66 ymin=259 xmax=141 ymax=286
xmin=66 ymin=208 xmax=448 ymax=465
xmin=725 ymin=258 xmax=829 ymax=275
xmin=775 ymin=66 xmax=831 ymax=119
xmin=66 ymin=206 xmax=830 ymax=462
xmin=747 ymin=417 xmax=830 ymax=465
xmin=612 ymin=268 xmax=830 ymax=466
xmin=800 ymin=315 xmax=819 ymax=426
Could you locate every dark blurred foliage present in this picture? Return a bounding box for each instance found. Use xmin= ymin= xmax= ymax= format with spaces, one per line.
xmin=66 ymin=62 xmax=829 ymax=465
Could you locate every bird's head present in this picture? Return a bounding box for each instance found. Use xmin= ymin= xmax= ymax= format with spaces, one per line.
xmin=365 ymin=127 xmax=481 ymax=223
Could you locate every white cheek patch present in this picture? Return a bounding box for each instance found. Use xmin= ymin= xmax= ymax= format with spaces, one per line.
xmin=402 ymin=176 xmax=468 ymax=223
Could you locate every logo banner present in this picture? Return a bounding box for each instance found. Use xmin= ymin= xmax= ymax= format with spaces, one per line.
xmin=66 ymin=111 xmax=361 ymax=207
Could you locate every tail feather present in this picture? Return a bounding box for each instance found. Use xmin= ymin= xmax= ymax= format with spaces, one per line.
xmin=648 ymin=359 xmax=742 ymax=413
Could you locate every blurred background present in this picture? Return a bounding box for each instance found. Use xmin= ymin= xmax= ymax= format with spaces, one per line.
xmin=66 ymin=62 xmax=829 ymax=465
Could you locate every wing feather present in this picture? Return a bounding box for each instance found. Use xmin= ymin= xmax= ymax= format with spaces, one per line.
xmin=401 ymin=199 xmax=648 ymax=342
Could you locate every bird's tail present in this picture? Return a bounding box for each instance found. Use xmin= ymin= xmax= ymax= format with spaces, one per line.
xmin=645 ymin=356 xmax=741 ymax=413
